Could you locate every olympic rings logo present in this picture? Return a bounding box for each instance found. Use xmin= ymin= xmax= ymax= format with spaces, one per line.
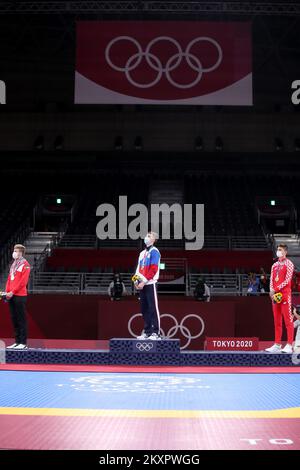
xmin=128 ymin=313 xmax=205 ymax=350
xmin=135 ymin=342 xmax=154 ymax=352
xmin=105 ymin=35 xmax=223 ymax=89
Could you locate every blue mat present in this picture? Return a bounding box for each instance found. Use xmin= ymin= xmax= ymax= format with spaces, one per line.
xmin=0 ymin=371 xmax=299 ymax=411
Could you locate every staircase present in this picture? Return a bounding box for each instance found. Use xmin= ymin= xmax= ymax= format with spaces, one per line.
xmin=273 ymin=234 xmax=300 ymax=270
xmin=0 ymin=232 xmax=59 ymax=289
xmin=23 ymin=232 xmax=59 ymax=269
xmin=149 ymin=179 xmax=184 ymax=248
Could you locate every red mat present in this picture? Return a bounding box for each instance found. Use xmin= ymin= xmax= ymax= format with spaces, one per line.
xmin=0 ymin=364 xmax=299 ymax=373
xmin=0 ymin=415 xmax=299 ymax=450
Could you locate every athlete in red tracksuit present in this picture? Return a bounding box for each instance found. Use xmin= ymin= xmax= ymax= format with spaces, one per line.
xmin=5 ymin=244 xmax=31 ymax=350
xmin=265 ymin=244 xmax=294 ymax=354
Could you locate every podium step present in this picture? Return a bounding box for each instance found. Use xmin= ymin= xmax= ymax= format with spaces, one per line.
xmin=109 ymin=338 xmax=181 ymax=354
xmin=4 ymin=347 xmax=298 ymax=367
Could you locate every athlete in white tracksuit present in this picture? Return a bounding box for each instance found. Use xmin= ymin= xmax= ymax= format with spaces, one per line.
xmin=134 ymin=231 xmax=161 ymax=340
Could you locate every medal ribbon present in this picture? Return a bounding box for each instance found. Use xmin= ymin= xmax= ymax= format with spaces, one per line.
xmin=275 ymin=260 xmax=285 ymax=282
xmin=10 ymin=256 xmax=25 ymax=277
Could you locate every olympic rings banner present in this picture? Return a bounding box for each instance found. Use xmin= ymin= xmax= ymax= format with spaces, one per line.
xmin=75 ymin=21 xmax=253 ymax=105
xmin=98 ymin=299 xmax=236 ymax=350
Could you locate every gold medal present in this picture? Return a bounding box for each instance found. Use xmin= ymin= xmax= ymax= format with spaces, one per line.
xmin=275 ymin=275 xmax=279 ymax=282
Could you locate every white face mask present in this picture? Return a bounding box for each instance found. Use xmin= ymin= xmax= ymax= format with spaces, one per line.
xmin=277 ymin=250 xmax=284 ymax=258
xmin=12 ymin=252 xmax=19 ymax=260
xmin=144 ymin=236 xmax=152 ymax=247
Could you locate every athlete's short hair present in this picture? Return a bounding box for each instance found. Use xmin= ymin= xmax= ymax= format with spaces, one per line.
xmin=148 ymin=231 xmax=159 ymax=241
xmin=14 ymin=244 xmax=26 ymax=255
xmin=277 ymin=243 xmax=288 ymax=252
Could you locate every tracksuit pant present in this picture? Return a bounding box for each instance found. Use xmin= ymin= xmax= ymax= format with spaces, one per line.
xmin=8 ymin=295 xmax=27 ymax=345
xmin=140 ymin=284 xmax=160 ymax=336
xmin=272 ymin=295 xmax=294 ymax=344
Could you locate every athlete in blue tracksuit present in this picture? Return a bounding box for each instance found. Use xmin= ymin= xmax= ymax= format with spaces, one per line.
xmin=134 ymin=232 xmax=161 ymax=340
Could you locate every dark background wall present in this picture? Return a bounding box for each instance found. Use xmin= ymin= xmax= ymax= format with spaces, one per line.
xmin=0 ymin=7 xmax=299 ymax=152
xmin=0 ymin=295 xmax=276 ymax=348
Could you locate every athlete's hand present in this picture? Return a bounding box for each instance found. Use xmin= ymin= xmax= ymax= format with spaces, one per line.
xmin=6 ymin=292 xmax=13 ymax=299
xmin=269 ymin=289 xmax=275 ymax=300
xmin=136 ymin=282 xmax=145 ymax=290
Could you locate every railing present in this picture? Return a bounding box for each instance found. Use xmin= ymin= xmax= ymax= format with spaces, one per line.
xmin=30 ymin=272 xmax=133 ymax=295
xmin=230 ymin=236 xmax=269 ymax=250
xmin=203 ymin=235 xmax=269 ymax=250
xmin=162 ymin=258 xmax=187 ymax=270
xmin=189 ymin=273 xmax=241 ymax=296
xmin=31 ymin=272 xmax=82 ymax=294
xmin=59 ymin=236 xmax=185 ymax=249
xmin=32 ymin=232 xmax=64 ymax=272
xmin=27 ymin=271 xmax=290 ymax=297
xmin=57 ymin=234 xmax=271 ymax=250
xmin=84 ymin=273 xmax=133 ymax=295
xmin=203 ymin=236 xmax=228 ymax=249
xmin=59 ymin=235 xmax=97 ymax=248
xmin=189 ymin=273 xmax=273 ymax=296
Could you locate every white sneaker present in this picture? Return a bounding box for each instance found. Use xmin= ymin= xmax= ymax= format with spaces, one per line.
xmin=6 ymin=343 xmax=18 ymax=349
xmin=14 ymin=344 xmax=28 ymax=350
xmin=136 ymin=333 xmax=150 ymax=340
xmin=265 ymin=344 xmax=282 ymax=353
xmin=147 ymin=333 xmax=162 ymax=341
xmin=282 ymin=344 xmax=293 ymax=354
xmin=294 ymin=346 xmax=300 ymax=353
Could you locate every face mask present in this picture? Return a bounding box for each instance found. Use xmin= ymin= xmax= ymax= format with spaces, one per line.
xmin=12 ymin=252 xmax=19 ymax=260
xmin=277 ymin=250 xmax=284 ymax=258
xmin=144 ymin=236 xmax=152 ymax=247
